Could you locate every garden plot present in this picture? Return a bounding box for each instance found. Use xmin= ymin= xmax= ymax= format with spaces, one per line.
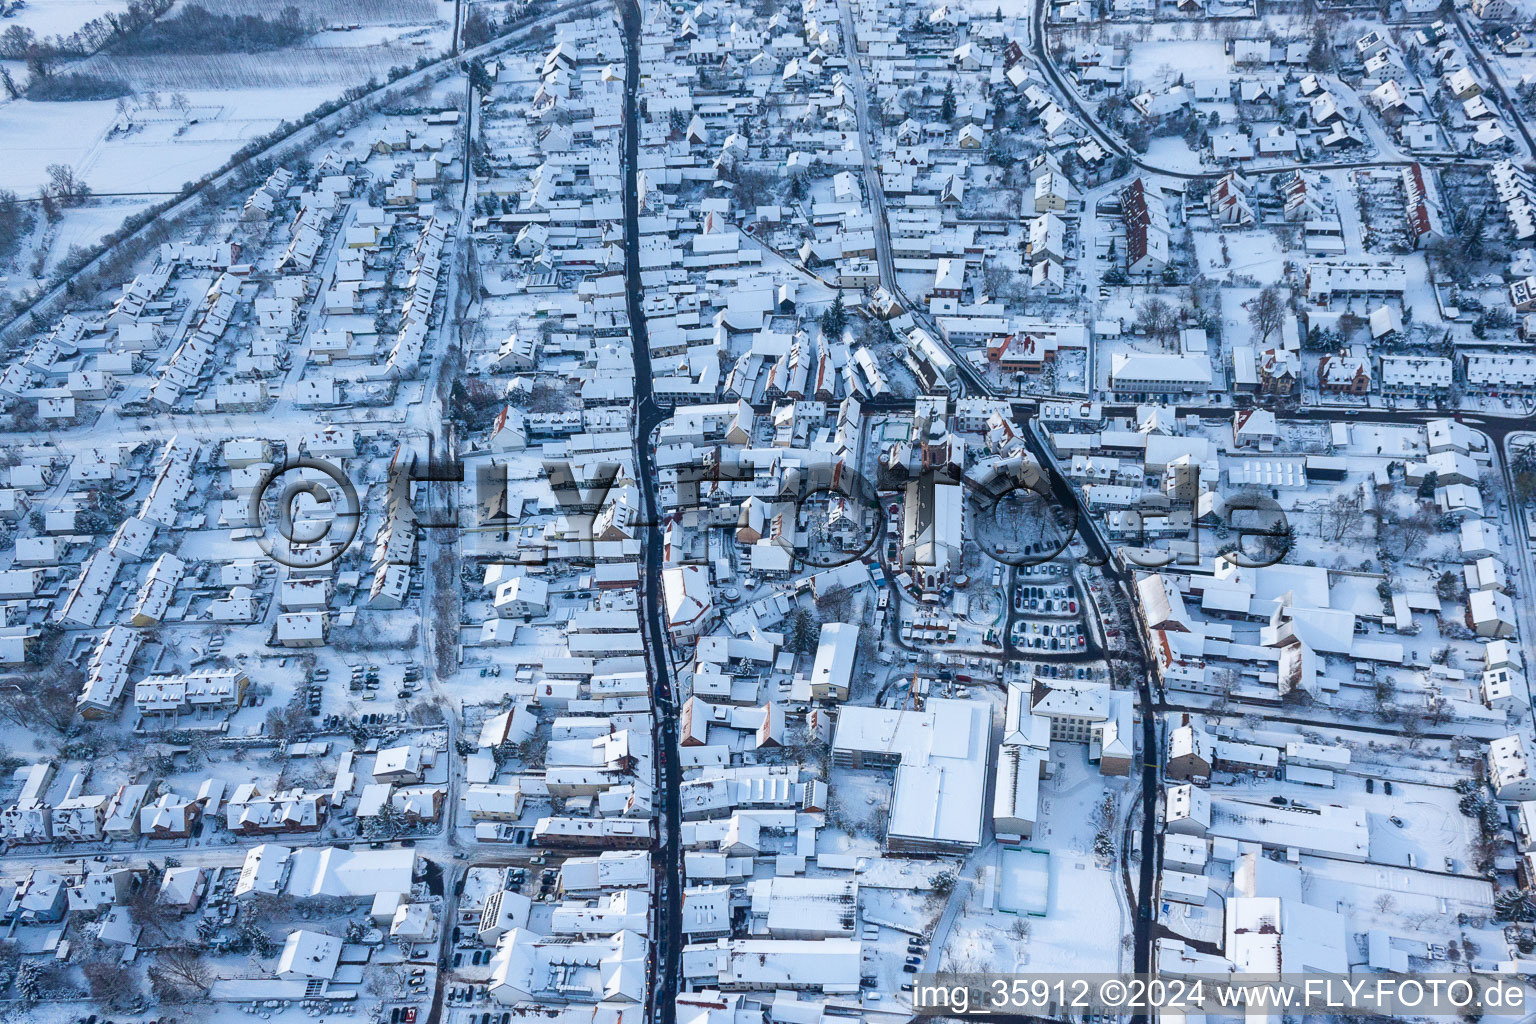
xmin=1355 ymin=169 xmax=1412 ymax=254
xmin=1195 ymin=228 xmax=1289 ymax=285
xmin=1124 ymin=40 xmax=1228 ymax=91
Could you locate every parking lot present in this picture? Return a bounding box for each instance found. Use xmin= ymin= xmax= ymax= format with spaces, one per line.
xmin=1010 ymin=618 xmax=1087 ymax=650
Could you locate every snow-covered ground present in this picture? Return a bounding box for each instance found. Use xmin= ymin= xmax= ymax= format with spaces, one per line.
xmin=1124 ymin=39 xmax=1228 ymax=91
xmin=0 ymin=0 xmax=127 ymax=41
xmin=939 ymin=747 xmax=1133 ymax=977
xmin=1194 ymin=229 xmax=1288 ymax=285
xmin=0 ymin=87 xmax=343 ymax=197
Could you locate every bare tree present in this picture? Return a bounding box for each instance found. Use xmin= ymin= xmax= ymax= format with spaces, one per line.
xmin=1393 ymin=509 xmax=1434 ymax=555
xmin=45 ymin=164 xmax=90 ymax=208
xmin=152 ymin=945 xmax=212 ymax=996
xmin=1134 ymin=297 xmax=1177 ymax=346
xmin=262 ymin=694 xmax=309 ymax=741
xmin=0 ymin=669 xmax=79 ymax=735
xmin=126 ymin=873 xmax=178 ymax=941
xmin=83 ymin=959 xmax=139 ymax=1008
xmin=1320 ymin=492 xmax=1364 ymax=543
xmin=1247 ymin=285 xmax=1284 ymax=343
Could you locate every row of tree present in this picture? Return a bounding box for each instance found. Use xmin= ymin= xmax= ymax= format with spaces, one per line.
xmin=0 ymin=191 xmax=33 ymax=266
xmin=461 ymin=1 xmax=544 ymax=50
xmin=0 ymin=0 xmax=172 ymax=60
xmin=110 ymin=4 xmax=313 ymax=55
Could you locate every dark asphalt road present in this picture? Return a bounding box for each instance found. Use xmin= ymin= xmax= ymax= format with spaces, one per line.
xmin=617 ymin=1 xmax=682 ymax=1020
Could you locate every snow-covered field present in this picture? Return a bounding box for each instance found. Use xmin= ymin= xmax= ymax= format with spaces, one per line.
xmin=197 ymin=0 xmax=445 ymax=21
xmin=84 ymin=40 xmax=443 ymax=90
xmin=0 ymin=0 xmax=456 ymax=207
xmin=938 ymin=748 xmax=1133 ymax=977
xmin=1141 ymin=136 xmax=1204 ymax=175
xmin=1195 ymin=229 xmax=1288 ymax=284
xmin=1124 ymin=40 xmax=1228 ymax=90
xmin=0 ymin=0 xmax=127 ymax=41
xmin=1 ymin=87 xmax=356 ymax=197
xmin=307 ymin=23 xmax=452 ymax=50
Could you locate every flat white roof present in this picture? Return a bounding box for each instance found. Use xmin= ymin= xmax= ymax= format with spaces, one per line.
xmin=887 ymin=699 xmax=991 ymax=848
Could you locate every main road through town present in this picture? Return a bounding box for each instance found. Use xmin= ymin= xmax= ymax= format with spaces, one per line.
xmin=617 ymin=2 xmax=683 ymax=1022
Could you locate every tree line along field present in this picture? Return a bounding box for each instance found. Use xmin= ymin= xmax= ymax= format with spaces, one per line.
xmin=0 ymin=0 xmax=461 ymax=278
xmin=1 ymin=0 xmax=453 ymax=100
xmin=79 ymin=42 xmax=447 ymax=91
xmin=191 ymin=0 xmax=444 ymax=23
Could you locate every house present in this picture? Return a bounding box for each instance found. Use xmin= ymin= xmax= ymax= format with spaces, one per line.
xmin=1403 ymin=164 xmax=1444 ymax=249
xmin=489 ymin=407 xmax=528 ymax=451
xmin=494 ymin=576 xmax=550 ymax=618
xmin=15 ymin=870 xmax=68 ymax=922
xmin=226 ymin=785 xmax=329 ymax=834
xmin=1028 ymin=213 xmax=1067 ymax=265
xmin=1166 ymin=715 xmax=1212 ymax=781
xmin=1132 ymin=86 xmax=1192 ymax=120
xmin=1206 ymin=172 xmax=1254 ymax=226
xmin=1121 ymin=178 xmax=1169 ymax=275
xmin=931 ymin=258 xmax=965 ymax=300
xmin=104 ymin=784 xmax=151 ymax=839
xmin=1166 ymin=783 xmax=1211 ymax=835
xmin=53 ymin=785 xmax=108 ymax=842
xmin=1034 ymin=172 xmax=1075 ymax=213
xmin=373 ymin=745 xmax=426 ymax=785
xmin=1469 ymin=589 xmax=1517 ymax=637
xmin=274 ymin=612 xmax=327 ymax=647
xmin=1491 ymin=735 xmax=1536 ymax=800
xmin=808 ymin=622 xmax=857 ymax=701
xmin=1306 ymin=260 xmax=1408 ymax=303
xmin=465 ymin=784 xmax=526 ymax=822
xmin=1380 ymin=356 xmax=1452 ymax=397
xmin=1465 ymin=353 xmax=1536 ymax=392
xmin=479 ymin=707 xmax=536 ymax=750
xmin=278 ymin=930 xmax=343 ymax=981
xmin=1318 ymin=350 xmax=1372 ymax=395
xmin=1110 ymin=354 xmax=1213 ymax=395
xmin=135 ymin=669 xmax=248 ymax=717
xmin=662 ymin=564 xmax=715 ymax=642
xmin=157 ymin=866 xmax=207 ymax=912
xmin=1232 ymin=409 xmax=1279 ymax=449
xmin=140 ymin=792 xmax=201 ymax=839
xmin=1472 ymin=0 xmax=1516 ymax=19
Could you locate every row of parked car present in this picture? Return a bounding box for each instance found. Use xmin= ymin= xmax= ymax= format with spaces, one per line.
xmin=1011 ymin=619 xmax=1086 ymax=650
xmin=1014 ymin=583 xmax=1077 ymax=615
xmin=902 ymin=934 xmax=929 ymax=972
